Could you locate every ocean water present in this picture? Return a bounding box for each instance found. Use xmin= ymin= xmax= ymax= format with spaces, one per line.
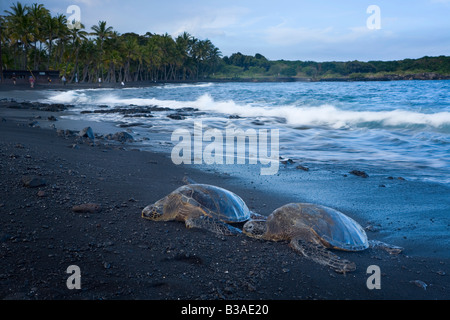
xmin=44 ymin=80 xmax=450 ymax=185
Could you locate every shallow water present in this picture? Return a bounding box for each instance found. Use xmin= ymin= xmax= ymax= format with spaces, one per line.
xmin=43 ymin=80 xmax=450 ymax=185
xmin=3 ymin=80 xmax=449 ymax=258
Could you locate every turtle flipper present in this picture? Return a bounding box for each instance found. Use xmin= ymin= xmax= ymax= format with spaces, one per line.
xmin=182 ymin=176 xmax=198 ymax=185
xmin=290 ymin=237 xmax=356 ymax=274
xmin=368 ymin=240 xmax=403 ymax=255
xmin=185 ymin=215 xmax=242 ymax=236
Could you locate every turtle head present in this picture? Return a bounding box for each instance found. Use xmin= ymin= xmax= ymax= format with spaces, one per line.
xmin=141 ymin=200 xmax=165 ymax=220
xmin=243 ymin=219 xmax=267 ymax=239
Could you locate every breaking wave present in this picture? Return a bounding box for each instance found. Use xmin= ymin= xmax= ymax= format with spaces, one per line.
xmin=47 ymin=90 xmax=450 ymax=131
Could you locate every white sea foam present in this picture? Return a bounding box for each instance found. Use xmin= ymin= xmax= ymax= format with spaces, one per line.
xmin=158 ymin=82 xmax=215 ymax=89
xmin=47 ymin=90 xmax=89 ymax=104
xmin=47 ymin=91 xmax=450 ymax=129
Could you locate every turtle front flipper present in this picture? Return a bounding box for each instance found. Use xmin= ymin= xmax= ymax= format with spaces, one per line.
xmin=182 ymin=176 xmax=198 ymax=185
xmin=185 ymin=215 xmax=242 ymax=236
xmin=368 ymin=240 xmax=403 ymax=255
xmin=290 ymin=237 xmax=356 ymax=274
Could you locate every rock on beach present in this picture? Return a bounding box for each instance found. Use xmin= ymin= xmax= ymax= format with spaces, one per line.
xmin=78 ymin=127 xmax=95 ymax=140
xmin=22 ymin=176 xmax=47 ymax=188
xmin=105 ymin=131 xmax=134 ymax=142
xmin=72 ymin=203 xmax=102 ymax=213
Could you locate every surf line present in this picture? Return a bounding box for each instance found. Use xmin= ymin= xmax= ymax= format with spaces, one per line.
xmin=171 ymin=121 xmax=279 ymax=175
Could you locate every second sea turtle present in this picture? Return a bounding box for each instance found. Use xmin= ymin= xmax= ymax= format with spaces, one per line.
xmin=243 ymin=203 xmax=403 ymax=273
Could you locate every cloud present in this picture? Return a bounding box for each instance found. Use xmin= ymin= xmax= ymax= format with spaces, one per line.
xmin=72 ymin=0 xmax=97 ymax=6
xmin=261 ymin=21 xmax=404 ymax=61
xmin=169 ymin=6 xmax=250 ymax=39
xmin=266 ymin=26 xmax=334 ymax=46
xmin=265 ymin=23 xmax=391 ymax=47
xmin=430 ymin=0 xmax=450 ymax=3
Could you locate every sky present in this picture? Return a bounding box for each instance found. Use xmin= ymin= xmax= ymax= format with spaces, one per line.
xmin=2 ymin=0 xmax=450 ymax=61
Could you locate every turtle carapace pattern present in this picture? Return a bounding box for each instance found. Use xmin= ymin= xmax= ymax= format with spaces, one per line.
xmin=142 ymin=184 xmax=264 ymax=235
xmin=243 ymin=203 xmax=403 ymax=273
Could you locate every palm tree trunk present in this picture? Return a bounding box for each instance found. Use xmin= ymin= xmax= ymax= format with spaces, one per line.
xmin=47 ymin=37 xmax=53 ymax=69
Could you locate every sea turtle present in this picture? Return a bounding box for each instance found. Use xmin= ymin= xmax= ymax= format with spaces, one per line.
xmin=142 ymin=183 xmax=264 ymax=235
xmin=243 ymin=203 xmax=403 ymax=273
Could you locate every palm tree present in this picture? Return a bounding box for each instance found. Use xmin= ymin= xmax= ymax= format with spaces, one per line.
xmin=192 ymin=39 xmax=212 ymax=79
xmin=144 ymin=35 xmax=163 ymax=81
xmin=53 ymin=14 xmax=68 ymax=68
xmin=91 ymin=20 xmax=113 ymax=81
xmin=77 ymin=39 xmax=98 ymax=82
xmin=159 ymin=33 xmax=177 ymax=80
xmin=4 ymin=2 xmax=31 ymax=69
xmin=2 ymin=2 xmax=228 ymax=82
xmin=176 ymin=32 xmax=193 ymax=80
xmin=103 ymin=31 xmax=123 ymax=82
xmin=42 ymin=13 xmax=56 ymax=69
xmin=28 ymin=3 xmax=49 ymax=69
xmin=67 ymin=23 xmax=87 ymax=82
xmin=207 ymin=45 xmax=222 ymax=76
xmin=42 ymin=13 xmax=67 ymax=70
xmin=121 ymin=35 xmax=140 ymax=82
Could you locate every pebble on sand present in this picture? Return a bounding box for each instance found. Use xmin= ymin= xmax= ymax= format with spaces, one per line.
xmin=72 ymin=203 xmax=102 ymax=213
xmin=22 ymin=176 xmax=47 ymax=188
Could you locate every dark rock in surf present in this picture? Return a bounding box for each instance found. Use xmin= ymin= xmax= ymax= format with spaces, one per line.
xmin=106 ymin=131 xmax=134 ymax=142
xmin=38 ymin=103 xmax=71 ymax=112
xmin=279 ymin=157 xmax=294 ymax=164
xmin=119 ymin=122 xmax=145 ymax=128
xmin=349 ymin=170 xmax=369 ymax=178
xmin=251 ymin=120 xmax=264 ymax=126
xmin=28 ymin=121 xmax=39 ymax=127
xmin=167 ymin=114 xmax=185 ymax=120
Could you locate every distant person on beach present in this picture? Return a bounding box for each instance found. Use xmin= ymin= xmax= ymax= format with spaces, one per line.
xmin=29 ymin=76 xmax=35 ymax=88
xmin=12 ymin=75 xmax=16 ymax=85
xmin=47 ymin=77 xmax=52 ymax=84
xmin=62 ymin=75 xmax=67 ymax=85
xmin=98 ymin=77 xmax=102 ymax=87
xmin=121 ymin=81 xmax=125 ymax=87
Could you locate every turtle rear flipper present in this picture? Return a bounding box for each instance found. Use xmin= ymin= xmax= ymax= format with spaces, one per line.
xmin=290 ymin=237 xmax=356 ymax=274
xmin=185 ymin=216 xmax=242 ymax=236
xmin=368 ymin=240 xmax=403 ymax=255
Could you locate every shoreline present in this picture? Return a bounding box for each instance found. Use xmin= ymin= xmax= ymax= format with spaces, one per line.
xmin=1 ymin=89 xmax=449 ymax=258
xmin=1 ymin=73 xmax=449 ymax=93
xmin=0 ymin=95 xmax=449 ymax=300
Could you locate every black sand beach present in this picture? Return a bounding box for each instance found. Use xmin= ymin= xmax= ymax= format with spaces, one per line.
xmin=0 ymin=87 xmax=449 ymax=306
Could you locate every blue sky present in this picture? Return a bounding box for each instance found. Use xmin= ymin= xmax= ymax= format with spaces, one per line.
xmin=3 ymin=0 xmax=450 ymax=61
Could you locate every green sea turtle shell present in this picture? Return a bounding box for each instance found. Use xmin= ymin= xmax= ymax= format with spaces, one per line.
xmin=272 ymin=203 xmax=370 ymax=251
xmin=176 ymin=184 xmax=251 ymax=223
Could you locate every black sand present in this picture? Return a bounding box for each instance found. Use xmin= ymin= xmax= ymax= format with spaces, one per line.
xmin=0 ymin=90 xmax=449 ymax=305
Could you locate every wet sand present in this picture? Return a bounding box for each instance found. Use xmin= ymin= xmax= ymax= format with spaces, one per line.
xmin=0 ymin=91 xmax=449 ymax=307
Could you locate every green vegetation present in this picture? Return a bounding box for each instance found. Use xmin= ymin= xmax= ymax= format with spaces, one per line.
xmin=1 ymin=2 xmax=449 ymax=83
xmin=215 ymin=54 xmax=450 ymax=81
xmin=0 ymin=2 xmax=221 ymax=82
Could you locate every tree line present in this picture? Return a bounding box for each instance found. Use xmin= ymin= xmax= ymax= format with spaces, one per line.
xmin=1 ymin=2 xmax=449 ymax=84
xmin=218 ymin=53 xmax=450 ymax=80
xmin=1 ymin=2 xmax=221 ymax=83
